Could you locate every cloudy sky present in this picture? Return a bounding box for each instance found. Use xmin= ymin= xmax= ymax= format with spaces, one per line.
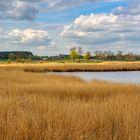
xmin=0 ymin=0 xmax=140 ymax=56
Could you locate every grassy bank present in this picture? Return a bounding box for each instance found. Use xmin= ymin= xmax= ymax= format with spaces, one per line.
xmin=21 ymin=61 xmax=140 ymax=72
xmin=1 ymin=61 xmax=140 ymax=72
xmin=0 ymin=69 xmax=140 ymax=139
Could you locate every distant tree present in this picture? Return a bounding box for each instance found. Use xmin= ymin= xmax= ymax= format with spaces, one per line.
xmin=84 ymin=51 xmax=91 ymax=60
xmin=8 ymin=53 xmax=17 ymax=60
xmin=95 ymin=51 xmax=101 ymax=59
xmin=95 ymin=51 xmax=105 ymax=60
xmin=104 ymin=51 xmax=114 ymax=60
xmin=77 ymin=47 xmax=83 ymax=62
xmin=0 ymin=51 xmax=33 ymax=60
xmin=70 ymin=48 xmax=78 ymax=62
xmin=95 ymin=51 xmax=114 ymax=60
xmin=124 ymin=52 xmax=136 ymax=61
xmin=116 ymin=51 xmax=123 ymax=60
xmin=32 ymin=55 xmax=41 ymax=60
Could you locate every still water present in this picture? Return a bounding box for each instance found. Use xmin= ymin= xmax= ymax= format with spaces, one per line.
xmin=48 ymin=71 xmax=140 ymax=84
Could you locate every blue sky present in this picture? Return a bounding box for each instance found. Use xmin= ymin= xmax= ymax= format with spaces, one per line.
xmin=37 ymin=1 xmax=128 ymax=24
xmin=0 ymin=0 xmax=140 ymax=56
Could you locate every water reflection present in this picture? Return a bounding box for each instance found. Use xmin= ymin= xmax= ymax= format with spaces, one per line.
xmin=48 ymin=71 xmax=140 ymax=84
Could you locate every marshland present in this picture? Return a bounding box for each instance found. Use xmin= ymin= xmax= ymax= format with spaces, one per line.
xmin=0 ymin=0 xmax=140 ymax=139
xmin=0 ymin=63 xmax=140 ymax=140
xmin=22 ymin=61 xmax=140 ymax=72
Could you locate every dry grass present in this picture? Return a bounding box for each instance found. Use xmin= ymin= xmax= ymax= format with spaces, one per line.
xmin=22 ymin=61 xmax=140 ymax=72
xmin=1 ymin=61 xmax=140 ymax=72
xmin=0 ymin=68 xmax=140 ymax=140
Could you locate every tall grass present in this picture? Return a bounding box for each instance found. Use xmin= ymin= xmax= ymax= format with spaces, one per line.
xmin=0 ymin=69 xmax=140 ymax=140
xmin=22 ymin=61 xmax=140 ymax=72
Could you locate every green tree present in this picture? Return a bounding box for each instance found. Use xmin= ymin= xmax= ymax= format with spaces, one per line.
xmin=70 ymin=48 xmax=78 ymax=62
xmin=84 ymin=51 xmax=91 ymax=60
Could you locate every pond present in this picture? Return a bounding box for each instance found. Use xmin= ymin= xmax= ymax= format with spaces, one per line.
xmin=47 ymin=71 xmax=140 ymax=84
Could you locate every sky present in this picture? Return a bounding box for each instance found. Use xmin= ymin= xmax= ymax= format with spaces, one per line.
xmin=0 ymin=0 xmax=140 ymax=56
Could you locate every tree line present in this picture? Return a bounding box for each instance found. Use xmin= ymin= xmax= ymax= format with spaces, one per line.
xmin=69 ymin=47 xmax=140 ymax=61
xmin=1 ymin=49 xmax=140 ymax=62
xmin=0 ymin=51 xmax=33 ymax=60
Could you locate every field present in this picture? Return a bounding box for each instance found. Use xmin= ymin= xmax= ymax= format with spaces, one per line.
xmin=0 ymin=64 xmax=140 ymax=140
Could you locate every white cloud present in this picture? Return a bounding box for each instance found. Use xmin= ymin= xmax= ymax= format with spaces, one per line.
xmin=8 ymin=28 xmax=52 ymax=46
xmin=0 ymin=0 xmax=39 ymax=20
xmin=61 ymin=0 xmax=140 ymax=52
xmin=114 ymin=0 xmax=140 ymax=15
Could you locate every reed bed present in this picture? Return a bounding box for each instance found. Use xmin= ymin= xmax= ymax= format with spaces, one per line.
xmin=0 ymin=68 xmax=140 ymax=140
xmin=22 ymin=61 xmax=140 ymax=72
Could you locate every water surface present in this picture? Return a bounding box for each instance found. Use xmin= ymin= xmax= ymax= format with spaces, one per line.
xmin=47 ymin=71 xmax=140 ymax=84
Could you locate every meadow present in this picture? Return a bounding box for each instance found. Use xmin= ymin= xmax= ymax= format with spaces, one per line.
xmin=0 ymin=64 xmax=140 ymax=140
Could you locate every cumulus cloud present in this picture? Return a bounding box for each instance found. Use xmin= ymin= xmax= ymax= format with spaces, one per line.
xmin=0 ymin=27 xmax=57 ymax=55
xmin=61 ymin=14 xmax=140 ymax=41
xmin=0 ymin=0 xmax=39 ymax=20
xmin=61 ymin=0 xmax=140 ymax=51
xmin=8 ymin=28 xmax=52 ymax=46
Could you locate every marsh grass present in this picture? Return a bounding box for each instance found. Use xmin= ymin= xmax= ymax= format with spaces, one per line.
xmin=0 ymin=68 xmax=140 ymax=140
xmin=22 ymin=61 xmax=140 ymax=72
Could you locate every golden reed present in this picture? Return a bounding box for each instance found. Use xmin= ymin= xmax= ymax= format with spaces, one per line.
xmin=0 ymin=66 xmax=140 ymax=140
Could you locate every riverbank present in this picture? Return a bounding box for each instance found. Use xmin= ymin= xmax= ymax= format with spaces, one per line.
xmin=0 ymin=69 xmax=140 ymax=139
